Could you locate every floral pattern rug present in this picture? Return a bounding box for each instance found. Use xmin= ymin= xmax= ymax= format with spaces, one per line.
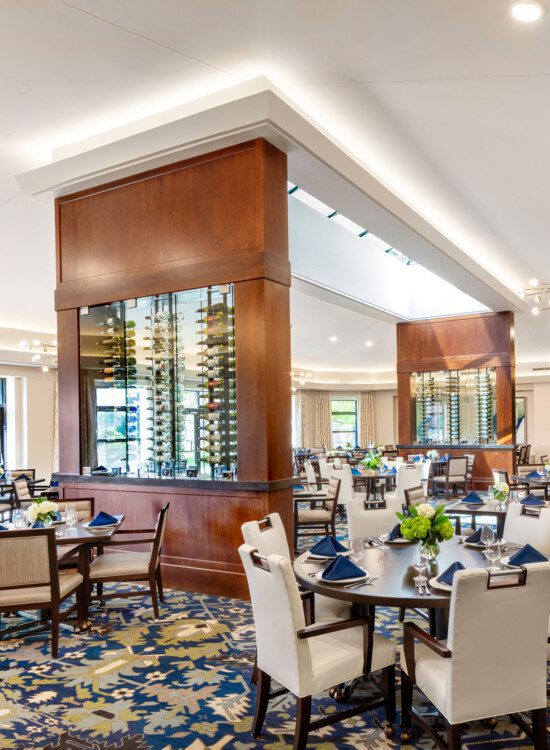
xmin=0 ymin=581 xmax=548 ymax=750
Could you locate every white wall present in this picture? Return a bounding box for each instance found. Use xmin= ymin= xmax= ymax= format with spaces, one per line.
xmin=372 ymin=389 xmax=397 ymax=446
xmin=0 ymin=365 xmax=56 ymax=480
xmin=528 ymin=382 xmax=550 ymax=461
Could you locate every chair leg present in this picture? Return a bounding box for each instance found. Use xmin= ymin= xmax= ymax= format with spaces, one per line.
xmin=252 ymin=668 xmax=271 ymax=737
xmin=531 ymin=707 xmax=547 ymax=749
xmin=382 ymin=664 xmax=396 ymax=724
xmin=400 ymin=672 xmax=413 ymax=740
xmin=398 ymin=607 xmax=406 ymax=622
xmin=156 ymin=566 xmax=165 ymax=602
xmin=51 ymin=609 xmax=59 ymax=659
xmin=149 ymin=575 xmax=160 ymax=619
xmin=294 ymin=695 xmax=311 ymax=750
xmin=446 ymin=722 xmax=461 ymax=749
xmin=250 ymin=651 xmax=258 ymax=685
xmin=76 ymin=586 xmax=85 ymax=629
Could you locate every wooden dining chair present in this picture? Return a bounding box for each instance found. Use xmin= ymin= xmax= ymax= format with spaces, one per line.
xmin=88 ymin=503 xmax=169 ymax=618
xmin=0 ymin=527 xmax=85 ymax=656
xmin=404 ymin=485 xmax=426 ymax=510
xmin=401 ymin=565 xmax=550 ymax=749
xmin=431 ymin=456 xmax=468 ymax=499
xmin=293 ymin=477 xmax=340 ymax=553
xmin=239 ymin=544 xmax=397 ymax=749
xmin=9 ymin=469 xmax=36 ymax=481
xmin=492 ymin=468 xmax=530 ymax=497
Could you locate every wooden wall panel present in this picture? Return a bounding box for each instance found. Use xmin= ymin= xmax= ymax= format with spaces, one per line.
xmin=57 ymin=309 xmax=80 ymax=474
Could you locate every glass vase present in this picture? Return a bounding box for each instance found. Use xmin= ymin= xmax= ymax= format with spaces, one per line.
xmin=421 ymin=541 xmax=440 ymax=562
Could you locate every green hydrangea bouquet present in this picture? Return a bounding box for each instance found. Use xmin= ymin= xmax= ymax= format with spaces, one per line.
xmin=361 ymin=447 xmax=383 ymax=471
xmin=396 ymin=503 xmax=454 ymax=560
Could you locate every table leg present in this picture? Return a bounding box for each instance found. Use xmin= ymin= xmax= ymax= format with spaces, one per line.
xmin=496 ymin=515 xmax=505 ymax=538
xmin=429 ymin=607 xmax=449 ymax=639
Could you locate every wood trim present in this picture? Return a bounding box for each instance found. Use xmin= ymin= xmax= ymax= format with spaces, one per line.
xmin=57 ymin=309 xmax=80 ymax=474
xmin=397 ymin=373 xmax=413 ymax=445
xmin=497 ymin=365 xmax=515 ymax=445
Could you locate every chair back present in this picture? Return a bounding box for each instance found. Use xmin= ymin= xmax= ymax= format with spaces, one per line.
xmin=464 ymin=453 xmax=475 ymax=476
xmin=446 ymin=565 xmax=550 ymax=723
xmin=540 ymin=454 xmax=549 ymax=465
xmin=0 ymin=528 xmax=57 ymax=597
xmin=518 ymin=445 xmax=528 ymax=465
xmin=239 ymin=544 xmax=311 ymax=694
xmin=304 ymin=460 xmax=317 ymax=488
xmin=382 ymin=450 xmax=398 ymax=460
xmin=318 ymin=458 xmax=331 ymax=479
xmin=12 ymin=479 xmax=32 ymax=505
xmin=56 ymin=497 xmax=95 ymax=522
xmin=9 ymin=469 xmax=35 ymax=481
xmin=241 ymin=513 xmax=290 ymax=558
xmin=503 ymin=502 xmax=550 ymax=555
xmin=404 ymin=486 xmax=426 ymax=509
xmin=446 ymin=456 xmax=468 ymax=480
xmin=393 ymin=464 xmax=422 ymax=503
xmin=346 ymin=497 xmax=396 ymax=540
xmin=332 ymin=456 xmax=342 ymax=468
xmin=323 ymin=477 xmax=341 ymax=521
xmin=329 ymin=464 xmax=352 ymax=503
xmin=150 ymin=503 xmax=170 ymax=568
xmin=492 ymin=468 xmax=509 ymax=485
xmin=525 ymin=444 xmax=532 ymax=463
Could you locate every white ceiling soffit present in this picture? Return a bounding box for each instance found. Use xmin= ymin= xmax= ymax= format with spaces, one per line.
xmin=17 ymin=76 xmax=523 ymax=314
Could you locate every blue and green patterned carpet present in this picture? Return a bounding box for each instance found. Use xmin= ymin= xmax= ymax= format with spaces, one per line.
xmin=0 ymin=579 xmax=548 ymax=749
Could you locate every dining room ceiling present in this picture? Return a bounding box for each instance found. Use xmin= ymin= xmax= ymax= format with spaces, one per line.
xmin=1 ymin=0 xmax=549 ymax=375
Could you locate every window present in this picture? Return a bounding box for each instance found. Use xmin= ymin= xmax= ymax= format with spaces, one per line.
xmin=0 ymin=379 xmax=6 ymax=466
xmin=331 ymin=399 xmax=358 ymax=449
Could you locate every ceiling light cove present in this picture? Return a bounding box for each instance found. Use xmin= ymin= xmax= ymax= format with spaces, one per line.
xmin=329 ymin=336 xmax=338 ymax=342
xmin=510 ymin=1 xmax=545 ymax=22
xmin=365 ymin=341 xmax=374 ymax=347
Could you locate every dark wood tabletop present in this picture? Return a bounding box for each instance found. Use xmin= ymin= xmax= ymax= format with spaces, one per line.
xmin=53 ymin=514 xmax=124 ymax=545
xmin=294 ymin=537 xmax=492 ymax=611
xmin=510 ymin=473 xmax=550 ymax=499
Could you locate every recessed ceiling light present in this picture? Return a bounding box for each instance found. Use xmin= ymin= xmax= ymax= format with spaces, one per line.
xmin=529 ymin=277 xmax=540 ymax=287
xmin=511 ymin=1 xmax=544 ymax=22
xmin=41 ymin=366 xmax=50 ymax=373
xmin=329 ymin=336 xmax=338 ymax=342
xmin=532 ymin=306 xmax=540 ymax=315
xmin=365 ymin=340 xmax=374 ymax=347
xmin=18 ymin=340 xmax=27 ymax=348
xmin=31 ymin=353 xmax=41 ymax=362
xmin=51 ymin=339 xmax=58 ymax=347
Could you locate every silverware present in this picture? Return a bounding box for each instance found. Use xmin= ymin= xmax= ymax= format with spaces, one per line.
xmin=423 ymin=584 xmax=431 ymax=596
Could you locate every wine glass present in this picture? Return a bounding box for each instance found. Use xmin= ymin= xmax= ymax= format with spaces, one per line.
xmin=413 ymin=548 xmax=429 ymax=589
xmin=349 ymin=538 xmax=364 ymax=565
xmin=485 ymin=541 xmax=502 ymax=572
xmin=480 ymin=525 xmax=495 ymax=553
xmin=65 ymin=503 xmax=77 ymax=530
xmin=12 ymin=508 xmax=25 ymax=529
xmin=378 ymin=522 xmax=391 ymax=550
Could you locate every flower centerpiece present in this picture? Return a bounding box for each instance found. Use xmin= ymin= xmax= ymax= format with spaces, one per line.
xmin=426 ymin=449 xmax=439 ymax=461
xmin=492 ymin=481 xmax=509 ymax=503
xmin=362 ymin=448 xmax=383 ymax=472
xmin=544 ymin=463 xmax=550 ymax=476
xmin=25 ymin=497 xmax=59 ymax=527
xmin=396 ymin=503 xmax=454 ymax=560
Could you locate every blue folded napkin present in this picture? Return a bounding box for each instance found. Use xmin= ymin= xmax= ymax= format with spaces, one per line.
xmin=389 ymin=466 xmax=397 ymax=475
xmin=526 ymin=470 xmax=542 ymax=479
xmin=89 ymin=511 xmax=118 ymax=527
xmin=508 ymin=544 xmax=548 ymax=566
xmin=92 ymin=465 xmax=108 ymax=473
xmin=351 ymin=467 xmax=361 ymax=476
xmin=388 ymin=523 xmax=402 ymax=541
xmin=440 ymin=457 xmax=448 ymax=463
xmin=322 ymin=555 xmax=365 ymax=581
xmin=520 ymin=494 xmax=545 ymax=506
xmin=309 ymin=454 xmax=317 ymax=460
xmin=310 ymin=535 xmax=347 ymax=558
xmin=50 ymin=480 xmax=59 ymax=487
xmin=412 ymin=456 xmax=421 ymax=462
xmin=462 ymin=491 xmax=483 ymax=505
xmin=0 ymin=524 xmax=8 ymax=531
xmin=293 ymin=484 xmax=305 ymax=491
xmin=465 ymin=528 xmax=500 ymax=544
xmin=32 ymin=520 xmax=45 ymax=528
xmin=15 ymin=473 xmax=32 ymax=482
xmin=437 ymin=561 xmax=465 ymax=586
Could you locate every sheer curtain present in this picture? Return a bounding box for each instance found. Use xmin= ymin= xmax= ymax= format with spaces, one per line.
xmin=80 ymin=369 xmax=98 ymax=469
xmin=298 ymin=390 xmax=332 ymax=449
xmin=359 ymin=391 xmax=375 ymax=448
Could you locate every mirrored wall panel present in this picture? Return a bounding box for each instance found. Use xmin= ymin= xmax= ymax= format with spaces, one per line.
xmin=79 ymin=285 xmax=236 ymax=479
xmin=413 ymin=368 xmax=496 ymax=445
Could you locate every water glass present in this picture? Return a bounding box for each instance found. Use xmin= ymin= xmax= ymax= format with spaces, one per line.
xmin=378 ymin=522 xmax=391 ymax=550
xmin=480 ymin=524 xmax=495 ymax=551
xmin=65 ymin=503 xmax=77 ymax=529
xmin=12 ymin=508 xmax=26 ymax=529
xmin=349 ymin=538 xmax=364 ymax=565
xmin=485 ymin=541 xmax=502 ymax=572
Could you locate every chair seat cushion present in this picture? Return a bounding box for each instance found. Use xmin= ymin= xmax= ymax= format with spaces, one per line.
xmin=89 ymin=551 xmax=150 ymax=579
xmin=399 ymin=642 xmax=451 ymax=719
xmin=433 ymin=476 xmax=467 ymax=483
xmin=307 ymin=630 xmax=396 ymax=696
xmin=0 ymin=571 xmax=83 ymax=606
xmin=0 ymin=502 xmax=12 ymax=512
xmin=314 ymin=594 xmax=352 ymax=623
xmin=297 ymin=509 xmax=331 ymax=523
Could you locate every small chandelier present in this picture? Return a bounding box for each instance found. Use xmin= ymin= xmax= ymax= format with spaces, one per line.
xmin=522 ymin=279 xmax=550 ymax=315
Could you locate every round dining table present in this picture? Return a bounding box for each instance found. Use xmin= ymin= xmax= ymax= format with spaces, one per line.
xmin=293 ymin=537 xmax=496 ymax=638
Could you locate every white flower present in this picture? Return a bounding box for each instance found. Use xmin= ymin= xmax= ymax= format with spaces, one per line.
xmin=426 ymin=450 xmax=439 ymax=461
xmin=545 ymin=464 xmax=550 ymax=473
xmin=376 ymin=445 xmax=385 ymax=454
xmin=417 ymin=503 xmax=435 ymax=518
xmin=494 ymin=482 xmax=509 ymax=495
xmin=25 ymin=499 xmax=58 ymax=523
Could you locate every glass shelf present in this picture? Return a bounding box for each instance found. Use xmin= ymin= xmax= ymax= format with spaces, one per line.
xmin=79 ymin=285 xmax=237 ymax=480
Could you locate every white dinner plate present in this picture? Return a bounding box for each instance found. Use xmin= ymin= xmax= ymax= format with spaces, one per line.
xmin=308 ymin=550 xmax=349 ymax=559
xmin=428 ymin=576 xmax=452 ymax=592
xmin=386 ymin=537 xmax=415 ymax=545
xmin=82 ymin=520 xmax=118 ymax=532
xmin=463 ymin=538 xmax=506 ymax=549
xmin=316 ymin=569 xmax=367 ymax=585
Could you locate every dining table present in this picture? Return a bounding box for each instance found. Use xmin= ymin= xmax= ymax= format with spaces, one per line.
xmin=510 ymin=473 xmax=550 ymax=500
xmin=445 ymin=496 xmax=509 ymax=536
xmin=293 ymin=536 xmax=519 ymax=639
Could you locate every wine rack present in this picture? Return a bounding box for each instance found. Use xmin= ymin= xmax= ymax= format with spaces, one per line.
xmin=79 ymin=285 xmax=237 ymax=479
xmin=413 ymin=367 xmax=496 ymax=445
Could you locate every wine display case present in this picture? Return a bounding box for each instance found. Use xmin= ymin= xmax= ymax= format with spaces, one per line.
xmin=79 ymin=285 xmax=237 ymax=479
xmin=413 ymin=367 xmax=497 ymax=445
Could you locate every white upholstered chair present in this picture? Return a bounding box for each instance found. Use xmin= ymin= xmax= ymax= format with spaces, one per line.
xmin=503 ymin=502 xmax=550 ymax=555
xmin=88 ymin=503 xmax=169 ymax=618
xmin=383 ymin=464 xmax=422 ymax=512
xmin=239 ymin=544 xmax=396 ymax=749
xmin=241 ymin=513 xmax=351 ymax=623
xmin=0 ymin=527 xmax=85 ymax=656
xmin=346 ymin=497 xmax=396 ymax=541
xmin=318 ymin=458 xmax=331 ymax=479
xmin=401 ymin=565 xmax=550 ymax=748
xmin=328 ymin=463 xmax=354 ymax=505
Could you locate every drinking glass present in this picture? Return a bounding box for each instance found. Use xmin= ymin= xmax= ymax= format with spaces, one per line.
xmin=12 ymin=508 xmax=25 ymax=529
xmin=349 ymin=538 xmax=364 ymax=565
xmin=378 ymin=522 xmax=391 ymax=550
xmin=65 ymin=503 xmax=77 ymax=529
xmin=480 ymin=524 xmax=495 ymax=552
xmin=485 ymin=541 xmax=502 ymax=572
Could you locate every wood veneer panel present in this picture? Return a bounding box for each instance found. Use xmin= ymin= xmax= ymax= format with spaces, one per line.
xmin=57 ymin=310 xmax=80 ymax=474
xmin=397 ymin=373 xmax=414 ymax=444
xmin=496 ymin=365 xmax=515 ymax=445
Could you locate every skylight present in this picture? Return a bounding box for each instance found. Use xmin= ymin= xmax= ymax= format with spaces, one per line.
xmin=288 ymin=183 xmax=416 ymax=266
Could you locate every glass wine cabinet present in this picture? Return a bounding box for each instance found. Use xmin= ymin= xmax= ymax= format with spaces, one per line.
xmin=79 ymin=285 xmax=237 ymax=480
xmin=412 ymin=367 xmax=497 ymax=445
